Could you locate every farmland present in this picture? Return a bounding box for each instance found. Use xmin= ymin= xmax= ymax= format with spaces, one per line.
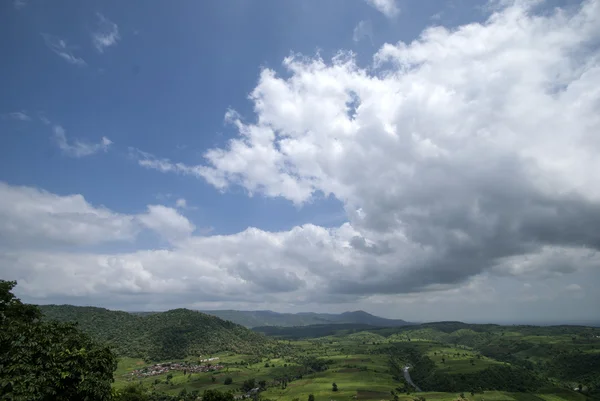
xmin=110 ymin=321 xmax=600 ymax=401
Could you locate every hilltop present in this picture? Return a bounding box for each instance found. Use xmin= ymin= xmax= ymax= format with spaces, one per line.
xmin=201 ymin=309 xmax=412 ymax=328
xmin=39 ymin=305 xmax=273 ymax=361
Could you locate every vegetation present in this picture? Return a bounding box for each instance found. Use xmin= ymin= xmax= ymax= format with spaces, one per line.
xmin=0 ymin=280 xmax=116 ymax=400
xmin=40 ymin=304 xmax=277 ymax=361
xmin=202 ymin=310 xmax=411 ymax=328
xmin=2 ymin=285 xmax=598 ymax=401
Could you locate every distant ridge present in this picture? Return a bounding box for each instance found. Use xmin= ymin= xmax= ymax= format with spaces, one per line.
xmin=200 ymin=309 xmax=412 ymax=328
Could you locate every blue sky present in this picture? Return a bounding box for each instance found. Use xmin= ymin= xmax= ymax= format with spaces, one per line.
xmin=1 ymin=0 xmax=599 ymax=323
xmin=1 ymin=0 xmax=483 ymax=236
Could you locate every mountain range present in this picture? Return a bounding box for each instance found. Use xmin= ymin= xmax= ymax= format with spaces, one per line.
xmin=200 ymin=309 xmax=412 ymax=328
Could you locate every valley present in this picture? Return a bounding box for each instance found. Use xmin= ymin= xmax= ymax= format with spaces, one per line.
xmin=39 ymin=305 xmax=600 ymax=401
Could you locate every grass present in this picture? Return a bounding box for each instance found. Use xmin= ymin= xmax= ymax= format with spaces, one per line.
xmin=111 ymin=326 xmax=599 ymax=401
xmin=426 ymin=346 xmax=502 ymax=374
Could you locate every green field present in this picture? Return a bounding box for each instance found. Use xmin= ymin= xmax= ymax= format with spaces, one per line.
xmin=111 ymin=325 xmax=600 ymax=401
xmin=32 ymin=303 xmax=600 ymax=401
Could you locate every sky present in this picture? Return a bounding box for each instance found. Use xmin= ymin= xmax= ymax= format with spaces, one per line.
xmin=1 ymin=0 xmax=599 ymax=324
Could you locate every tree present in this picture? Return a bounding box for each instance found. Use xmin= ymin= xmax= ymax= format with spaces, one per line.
xmin=166 ymin=373 xmax=173 ymax=383
xmin=332 ymin=382 xmax=338 ymax=392
xmin=242 ymin=379 xmax=256 ymax=392
xmin=212 ymin=376 xmax=217 ymax=383
xmin=441 ymin=357 xmax=446 ymax=364
xmin=113 ymin=383 xmax=148 ymax=401
xmin=258 ymin=380 xmax=267 ymax=390
xmin=308 ymin=394 xmax=315 ymax=401
xmin=0 ymin=280 xmax=117 ymax=401
xmin=242 ymin=378 xmax=256 ymax=392
xmin=224 ymin=377 xmax=233 ymax=385
xmin=203 ymin=389 xmax=235 ymax=401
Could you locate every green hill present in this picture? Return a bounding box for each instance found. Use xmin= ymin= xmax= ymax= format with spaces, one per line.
xmin=201 ymin=309 xmax=412 ymax=328
xmin=39 ymin=305 xmax=272 ymax=361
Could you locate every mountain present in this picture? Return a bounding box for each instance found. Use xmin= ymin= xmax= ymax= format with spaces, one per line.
xmin=200 ymin=309 xmax=412 ymax=328
xmin=39 ymin=305 xmax=272 ymax=361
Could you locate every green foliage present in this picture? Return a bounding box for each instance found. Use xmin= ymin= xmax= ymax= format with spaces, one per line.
xmin=308 ymin=394 xmax=315 ymax=401
xmin=254 ymin=323 xmax=377 ymax=339
xmin=224 ymin=377 xmax=233 ymax=385
xmin=332 ymin=382 xmax=338 ymax=392
xmin=40 ymin=305 xmax=275 ymax=361
xmin=203 ymin=389 xmax=234 ymax=401
xmin=0 ymin=280 xmax=117 ymax=401
xmin=113 ymin=383 xmax=149 ymax=401
xmin=114 ymin=382 xmax=204 ymax=401
xmin=387 ymin=342 xmax=544 ymax=392
xmin=203 ymin=310 xmax=409 ymax=328
xmin=242 ymin=378 xmax=256 ymax=392
xmin=296 ymin=355 xmax=330 ymax=373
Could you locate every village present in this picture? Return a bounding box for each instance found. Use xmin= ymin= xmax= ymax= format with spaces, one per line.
xmin=130 ymin=360 xmax=224 ymax=378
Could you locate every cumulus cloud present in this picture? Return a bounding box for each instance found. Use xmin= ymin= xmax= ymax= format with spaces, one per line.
xmin=153 ymin=0 xmax=600 ymax=294
xmin=0 ymin=183 xmax=197 ymax=249
xmin=3 ymin=1 xmax=600 ymax=317
xmin=54 ymin=125 xmax=112 ymax=157
xmin=138 ymin=205 xmax=195 ymax=243
xmin=42 ymin=34 xmax=86 ymax=66
xmin=0 ymin=182 xmax=137 ymax=248
xmin=365 ymin=0 xmax=400 ymax=17
xmin=92 ymin=13 xmax=120 ymax=53
xmin=0 ymin=182 xmax=597 ymax=318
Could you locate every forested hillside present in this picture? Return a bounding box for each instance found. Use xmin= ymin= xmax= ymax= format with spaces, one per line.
xmin=40 ymin=305 xmax=273 ymax=361
xmin=202 ymin=309 xmax=411 ymax=328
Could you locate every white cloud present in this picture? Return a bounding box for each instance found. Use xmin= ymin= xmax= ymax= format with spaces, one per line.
xmin=131 ymin=148 xmax=225 ymax=188
xmin=0 ymin=181 xmax=597 ymax=320
xmin=54 ymin=125 xmax=112 ymax=157
xmin=0 ymin=182 xmax=137 ymax=248
xmin=138 ymin=205 xmax=195 ymax=243
xmin=175 ymin=198 xmax=187 ymax=208
xmin=153 ymin=0 xmax=600 ymax=290
xmin=0 ymin=183 xmax=195 ymax=248
xmin=41 ymin=34 xmax=86 ymax=66
xmin=365 ymin=0 xmax=400 ymax=17
xmin=353 ymin=20 xmax=374 ymax=43
xmin=3 ymin=1 xmax=600 ymax=319
xmin=3 ymin=111 xmax=31 ymax=121
xmin=92 ymin=13 xmax=120 ymax=53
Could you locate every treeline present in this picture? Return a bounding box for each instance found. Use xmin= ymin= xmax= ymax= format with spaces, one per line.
xmin=114 ymin=384 xmax=234 ymax=401
xmin=40 ymin=304 xmax=277 ymax=361
xmin=253 ymin=323 xmax=379 ymax=339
